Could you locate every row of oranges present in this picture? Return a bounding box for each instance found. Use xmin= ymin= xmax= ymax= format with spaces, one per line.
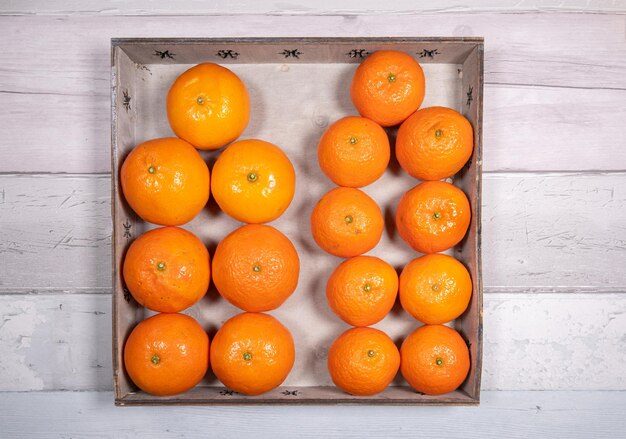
xmin=121 ymin=63 xmax=301 ymax=396
xmin=311 ymin=51 xmax=474 ymax=395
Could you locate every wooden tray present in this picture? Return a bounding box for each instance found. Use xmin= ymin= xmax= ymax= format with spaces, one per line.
xmin=111 ymin=37 xmax=483 ymax=405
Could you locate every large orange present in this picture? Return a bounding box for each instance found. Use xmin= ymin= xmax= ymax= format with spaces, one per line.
xmin=123 ymin=227 xmax=210 ymax=313
xmin=326 ymin=256 xmax=398 ymax=326
xmin=328 ymin=327 xmax=400 ymax=396
xmin=212 ymin=224 xmax=300 ymax=312
xmin=123 ymin=313 xmax=209 ymax=396
xmin=310 ymin=187 xmax=384 ymax=258
xmin=211 ymin=139 xmax=296 ymax=223
xmin=120 ymin=137 xmax=210 ymax=226
xmin=210 ymin=313 xmax=295 ymax=395
xmin=166 ymin=63 xmax=250 ymax=150
xmin=397 ymin=106 xmax=474 ymax=181
xmin=395 ymin=181 xmax=470 ymax=254
xmin=399 ymin=254 xmax=472 ymax=324
xmin=317 ymin=116 xmax=390 ymax=187
xmin=400 ymin=324 xmax=470 ymax=395
xmin=350 ymin=50 xmax=425 ymax=127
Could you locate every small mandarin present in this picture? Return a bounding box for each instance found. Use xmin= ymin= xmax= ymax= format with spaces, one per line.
xmin=210 ymin=313 xmax=295 ymax=395
xmin=350 ymin=50 xmax=425 ymax=127
xmin=326 ymin=256 xmax=398 ymax=326
xmin=211 ymin=139 xmax=296 ymax=224
xmin=397 ymin=106 xmax=474 ymax=181
xmin=400 ymin=324 xmax=470 ymax=395
xmin=395 ymin=181 xmax=470 ymax=254
xmin=399 ymin=254 xmax=472 ymax=324
xmin=318 ymin=116 xmax=390 ymax=187
xmin=328 ymin=327 xmax=400 ymax=396
xmin=123 ymin=227 xmax=210 ymax=313
xmin=123 ymin=313 xmax=209 ymax=396
xmin=120 ymin=137 xmax=210 ymax=226
xmin=311 ymin=187 xmax=384 ymax=258
xmin=212 ymin=224 xmax=300 ymax=312
xmin=166 ymin=63 xmax=250 ymax=150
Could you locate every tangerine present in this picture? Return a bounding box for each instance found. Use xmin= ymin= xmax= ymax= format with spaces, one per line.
xmin=166 ymin=63 xmax=250 ymax=150
xmin=123 ymin=227 xmax=210 ymax=313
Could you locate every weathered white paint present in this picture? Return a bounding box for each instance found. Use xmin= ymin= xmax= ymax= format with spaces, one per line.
xmin=3 ymin=0 xmax=626 ymax=15
xmin=1 ymin=293 xmax=624 ymax=391
xmin=2 ymin=173 xmax=624 ymax=294
xmin=0 ymin=175 xmax=111 ymax=293
xmin=1 ymin=14 xmax=626 ymax=173
xmin=0 ymin=390 xmax=625 ymax=438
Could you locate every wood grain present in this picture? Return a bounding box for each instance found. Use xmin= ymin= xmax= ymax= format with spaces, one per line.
xmin=3 ymin=0 xmax=626 ymax=15
xmin=1 ymin=14 xmax=625 ymax=173
xmin=1 ymin=292 xmax=624 ymax=391
xmin=1 ymin=390 xmax=625 ymax=438
xmin=2 ymin=173 xmax=624 ymax=294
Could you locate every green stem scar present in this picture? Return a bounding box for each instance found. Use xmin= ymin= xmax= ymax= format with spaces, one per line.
xmin=148 ymin=166 xmax=156 ymax=174
xmin=432 ymin=284 xmax=440 ymax=292
xmin=151 ymin=354 xmax=160 ymax=365
xmin=436 ymin=357 xmax=444 ymax=366
xmin=387 ymin=73 xmax=397 ymax=82
xmin=349 ymin=136 xmax=358 ymax=145
xmin=367 ymin=350 xmax=375 ymax=357
xmin=344 ymin=215 xmax=353 ymax=224
xmin=243 ymin=352 xmax=252 ymax=361
xmin=197 ymin=96 xmax=205 ymax=105
xmin=247 ymin=172 xmax=258 ymax=182
xmin=252 ymin=264 xmax=261 ymax=273
xmin=435 ymin=129 xmax=443 ymax=138
xmin=433 ymin=211 xmax=442 ymax=220
xmin=363 ymin=283 xmax=372 ymax=292
xmin=156 ymin=262 xmax=166 ymax=271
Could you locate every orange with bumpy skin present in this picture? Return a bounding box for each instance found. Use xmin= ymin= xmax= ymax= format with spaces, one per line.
xmin=210 ymin=313 xmax=295 ymax=395
xmin=397 ymin=106 xmax=474 ymax=181
xmin=310 ymin=187 xmax=384 ymax=258
xmin=317 ymin=116 xmax=390 ymax=187
xmin=123 ymin=227 xmax=210 ymax=313
xmin=328 ymin=327 xmax=400 ymax=396
xmin=212 ymin=224 xmax=300 ymax=312
xmin=395 ymin=181 xmax=470 ymax=254
xmin=166 ymin=63 xmax=250 ymax=150
xmin=123 ymin=313 xmax=209 ymax=396
xmin=120 ymin=137 xmax=210 ymax=226
xmin=400 ymin=324 xmax=470 ymax=395
xmin=211 ymin=139 xmax=296 ymax=223
xmin=326 ymin=256 xmax=398 ymax=326
xmin=399 ymin=254 xmax=472 ymax=324
xmin=350 ymin=50 xmax=425 ymax=127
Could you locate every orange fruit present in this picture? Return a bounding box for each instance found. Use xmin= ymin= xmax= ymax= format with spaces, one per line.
xmin=310 ymin=187 xmax=384 ymax=258
xmin=399 ymin=254 xmax=472 ymax=324
xmin=124 ymin=313 xmax=209 ymax=396
xmin=397 ymin=106 xmax=474 ymax=181
xmin=328 ymin=327 xmax=400 ymax=396
xmin=211 ymin=139 xmax=296 ymax=223
xmin=120 ymin=137 xmax=210 ymax=226
xmin=210 ymin=313 xmax=295 ymax=395
xmin=123 ymin=227 xmax=210 ymax=313
xmin=317 ymin=116 xmax=390 ymax=187
xmin=326 ymin=256 xmax=398 ymax=326
xmin=350 ymin=50 xmax=425 ymax=127
xmin=166 ymin=63 xmax=250 ymax=150
xmin=400 ymin=324 xmax=470 ymax=395
xmin=212 ymin=224 xmax=300 ymax=312
xmin=395 ymin=181 xmax=470 ymax=254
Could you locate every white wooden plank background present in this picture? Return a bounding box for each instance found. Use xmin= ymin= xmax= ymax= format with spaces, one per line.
xmin=2 ymin=13 xmax=626 ymax=173
xmin=1 ymin=1 xmax=626 ymax=436
xmin=1 ymin=391 xmax=625 ymax=439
